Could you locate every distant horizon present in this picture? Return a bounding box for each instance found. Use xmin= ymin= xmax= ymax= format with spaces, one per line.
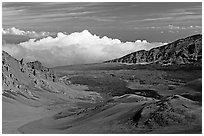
xmin=3 ymin=33 xmax=201 ymax=68
xmin=2 ymin=2 xmax=202 ymax=67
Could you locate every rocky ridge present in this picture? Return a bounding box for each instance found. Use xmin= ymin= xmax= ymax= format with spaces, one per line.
xmin=2 ymin=51 xmax=61 ymax=101
xmin=106 ymin=34 xmax=202 ymax=65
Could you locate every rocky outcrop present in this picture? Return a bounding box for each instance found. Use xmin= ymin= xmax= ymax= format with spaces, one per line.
xmin=2 ymin=51 xmax=60 ymax=98
xmin=106 ymin=34 xmax=202 ymax=65
xmin=27 ymin=61 xmax=48 ymax=71
xmin=2 ymin=51 xmax=103 ymax=108
xmin=27 ymin=61 xmax=57 ymax=82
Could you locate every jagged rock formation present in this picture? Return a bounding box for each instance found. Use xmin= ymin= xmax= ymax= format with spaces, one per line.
xmin=27 ymin=61 xmax=57 ymax=82
xmin=2 ymin=51 xmax=102 ymax=107
xmin=2 ymin=51 xmax=60 ymax=99
xmin=106 ymin=34 xmax=202 ymax=65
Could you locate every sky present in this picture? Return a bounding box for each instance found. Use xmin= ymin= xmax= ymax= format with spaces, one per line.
xmin=2 ymin=2 xmax=202 ymax=67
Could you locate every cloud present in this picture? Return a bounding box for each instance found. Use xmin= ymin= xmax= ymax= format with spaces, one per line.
xmin=134 ymin=25 xmax=202 ymax=30
xmin=134 ymin=25 xmax=202 ymax=34
xmin=139 ymin=17 xmax=172 ymax=22
xmin=168 ymin=25 xmax=180 ymax=30
xmin=3 ymin=30 xmax=166 ymax=67
xmin=2 ymin=27 xmax=54 ymax=38
xmin=169 ymin=30 xmax=177 ymax=33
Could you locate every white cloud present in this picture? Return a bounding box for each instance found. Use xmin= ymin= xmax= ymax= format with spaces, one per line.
xmin=2 ymin=27 xmax=54 ymax=38
xmin=169 ymin=30 xmax=175 ymax=33
xmin=3 ymin=30 xmax=166 ymax=67
xmin=168 ymin=25 xmax=180 ymax=30
xmin=134 ymin=25 xmax=202 ymax=31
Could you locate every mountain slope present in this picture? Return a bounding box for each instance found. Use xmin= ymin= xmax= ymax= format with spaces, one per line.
xmin=2 ymin=51 xmax=103 ymax=133
xmin=2 ymin=50 xmax=102 ymax=107
xmin=105 ymin=34 xmax=202 ymax=65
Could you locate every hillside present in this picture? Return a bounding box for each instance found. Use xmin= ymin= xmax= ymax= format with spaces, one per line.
xmin=105 ymin=34 xmax=202 ymax=65
xmin=2 ymin=51 xmax=102 ymax=133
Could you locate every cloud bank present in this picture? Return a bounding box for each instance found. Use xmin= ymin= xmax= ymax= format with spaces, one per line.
xmin=3 ymin=29 xmax=166 ymax=67
xmin=2 ymin=27 xmax=54 ymax=38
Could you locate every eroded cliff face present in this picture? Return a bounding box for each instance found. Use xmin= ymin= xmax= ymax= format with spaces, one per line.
xmin=106 ymin=34 xmax=202 ymax=65
xmin=27 ymin=61 xmax=57 ymax=82
xmin=2 ymin=51 xmax=60 ymax=102
xmin=2 ymin=51 xmax=102 ymax=107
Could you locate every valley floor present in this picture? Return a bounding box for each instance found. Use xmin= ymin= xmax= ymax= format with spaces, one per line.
xmin=2 ymin=64 xmax=202 ymax=134
xmin=2 ymin=100 xmax=55 ymax=133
